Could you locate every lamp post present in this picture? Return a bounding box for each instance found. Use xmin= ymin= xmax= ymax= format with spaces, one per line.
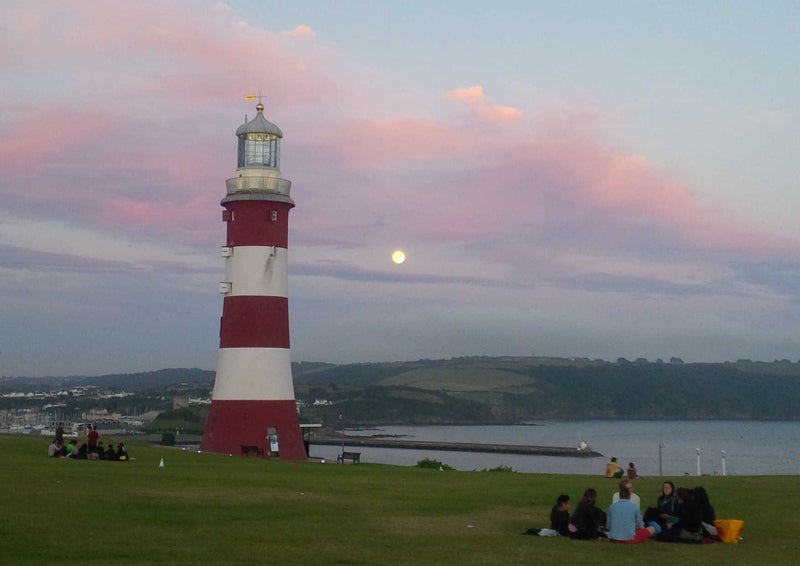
xmin=696 ymin=447 xmax=702 ymax=476
xmin=721 ymin=450 xmax=726 ymax=476
xmin=658 ymin=442 xmax=664 ymax=476
xmin=339 ymin=413 xmax=344 ymax=454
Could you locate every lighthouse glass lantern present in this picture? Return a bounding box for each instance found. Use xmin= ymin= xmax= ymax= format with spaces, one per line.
xmin=237 ymin=103 xmax=281 ymax=168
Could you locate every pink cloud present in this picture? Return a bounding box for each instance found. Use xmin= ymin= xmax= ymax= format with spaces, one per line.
xmin=282 ymin=25 xmax=315 ymax=37
xmin=308 ymin=117 xmax=475 ymax=168
xmin=445 ymin=85 xmax=523 ymax=124
xmin=3 ymin=0 xmax=797 ymax=287
xmin=1 ymin=2 xmax=351 ymax=244
xmin=445 ymin=86 xmax=486 ymax=105
xmin=293 ymin=103 xmax=797 ymax=264
xmin=503 ymin=128 xmax=796 ymax=257
xmin=0 ymin=108 xmax=116 ymax=169
xmin=477 ymin=105 xmax=523 ymax=123
xmin=5 ymin=2 xmax=340 ymax=111
xmin=102 ymin=196 xmax=212 ymax=226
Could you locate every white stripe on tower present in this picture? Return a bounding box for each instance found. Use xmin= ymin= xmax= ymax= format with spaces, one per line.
xmin=213 ymin=348 xmax=294 ymax=400
xmin=223 ymin=246 xmax=289 ymax=298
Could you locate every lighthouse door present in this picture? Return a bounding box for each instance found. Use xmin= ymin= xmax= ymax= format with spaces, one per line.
xmin=267 ymin=427 xmax=280 ymax=457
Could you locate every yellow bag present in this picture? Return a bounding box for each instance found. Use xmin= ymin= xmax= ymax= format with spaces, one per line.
xmin=714 ymin=519 xmax=744 ymax=543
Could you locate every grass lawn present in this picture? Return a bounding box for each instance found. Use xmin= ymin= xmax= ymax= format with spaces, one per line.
xmin=1 ymin=434 xmax=796 ymax=565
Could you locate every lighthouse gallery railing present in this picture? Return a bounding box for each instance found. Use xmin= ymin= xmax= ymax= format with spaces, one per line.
xmin=225 ymin=176 xmax=292 ymax=196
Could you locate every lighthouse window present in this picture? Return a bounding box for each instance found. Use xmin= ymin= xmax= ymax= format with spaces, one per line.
xmin=237 ymin=138 xmax=245 ymax=167
xmin=239 ymin=134 xmax=280 ymax=168
xmin=271 ymin=210 xmax=278 ymax=221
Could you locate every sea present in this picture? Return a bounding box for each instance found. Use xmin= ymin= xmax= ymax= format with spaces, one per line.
xmin=309 ymin=420 xmax=800 ymax=476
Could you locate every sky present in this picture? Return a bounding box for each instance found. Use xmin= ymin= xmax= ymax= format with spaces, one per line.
xmin=1 ymin=1 xmax=799 ymax=376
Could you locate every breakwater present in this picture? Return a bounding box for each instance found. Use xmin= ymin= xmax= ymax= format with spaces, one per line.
xmin=312 ymin=435 xmax=602 ymax=458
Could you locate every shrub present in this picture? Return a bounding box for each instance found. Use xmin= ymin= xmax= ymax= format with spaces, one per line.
xmin=416 ymin=458 xmax=454 ymax=470
xmin=480 ymin=465 xmax=515 ymax=473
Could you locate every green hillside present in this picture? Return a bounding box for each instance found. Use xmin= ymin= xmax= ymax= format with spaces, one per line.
xmin=6 ymin=357 xmax=800 ymax=427
xmin=379 ymin=366 xmax=534 ymax=392
xmin=294 ymin=357 xmax=800 ymax=425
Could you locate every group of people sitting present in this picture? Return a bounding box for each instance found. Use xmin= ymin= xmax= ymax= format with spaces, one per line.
xmin=605 ymin=456 xmax=638 ymax=479
xmin=47 ymin=438 xmax=130 ymax=461
xmin=534 ymin=479 xmax=717 ymax=544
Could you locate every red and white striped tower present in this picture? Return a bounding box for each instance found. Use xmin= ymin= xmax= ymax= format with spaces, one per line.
xmin=201 ymin=102 xmax=306 ymax=460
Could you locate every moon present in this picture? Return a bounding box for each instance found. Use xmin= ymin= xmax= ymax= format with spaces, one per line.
xmin=391 ymin=250 xmax=406 ymax=264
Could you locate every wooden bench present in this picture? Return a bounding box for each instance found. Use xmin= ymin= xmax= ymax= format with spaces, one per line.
xmin=337 ymin=451 xmax=361 ymax=464
xmin=241 ymin=445 xmax=264 ymax=458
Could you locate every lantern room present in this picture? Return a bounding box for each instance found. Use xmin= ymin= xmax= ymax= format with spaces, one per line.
xmin=236 ymin=102 xmax=283 ymax=169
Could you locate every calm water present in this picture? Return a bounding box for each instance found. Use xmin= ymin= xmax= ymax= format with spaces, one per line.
xmin=310 ymin=421 xmax=800 ymax=476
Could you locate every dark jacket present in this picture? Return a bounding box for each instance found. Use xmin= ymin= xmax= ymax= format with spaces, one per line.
xmin=676 ymin=499 xmax=702 ymax=533
xmin=657 ymin=494 xmax=679 ymax=516
xmin=570 ymin=502 xmax=606 ymax=539
xmin=550 ymin=506 xmax=570 ymax=536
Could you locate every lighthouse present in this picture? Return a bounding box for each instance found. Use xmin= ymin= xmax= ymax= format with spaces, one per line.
xmin=201 ymin=102 xmax=306 ymax=460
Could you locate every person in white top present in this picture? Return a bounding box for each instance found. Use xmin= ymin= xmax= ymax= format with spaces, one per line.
xmin=611 ymin=479 xmax=641 ymax=512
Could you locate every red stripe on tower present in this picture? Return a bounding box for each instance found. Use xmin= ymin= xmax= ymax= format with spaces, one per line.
xmin=219 ymin=296 xmax=290 ymax=349
xmin=225 ymin=200 xmax=292 ymax=248
xmin=201 ymin=102 xmax=306 ymax=460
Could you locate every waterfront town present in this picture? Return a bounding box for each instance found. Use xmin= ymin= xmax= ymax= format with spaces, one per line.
xmin=0 ymin=383 xmax=210 ymax=437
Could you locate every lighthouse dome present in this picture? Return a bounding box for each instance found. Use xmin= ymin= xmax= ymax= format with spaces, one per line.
xmin=236 ymin=103 xmax=282 ymax=169
xmin=236 ymin=103 xmax=283 ymax=138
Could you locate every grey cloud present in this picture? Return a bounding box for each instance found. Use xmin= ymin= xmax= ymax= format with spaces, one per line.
xmin=551 ymin=272 xmax=743 ymax=297
xmin=290 ymin=260 xmax=527 ymax=289
xmin=0 ymin=245 xmax=217 ymax=275
xmin=729 ymin=260 xmax=800 ymax=301
xmin=0 ymin=245 xmax=133 ymax=272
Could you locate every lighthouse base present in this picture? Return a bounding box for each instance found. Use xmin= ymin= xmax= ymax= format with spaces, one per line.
xmin=200 ymin=399 xmax=307 ymax=460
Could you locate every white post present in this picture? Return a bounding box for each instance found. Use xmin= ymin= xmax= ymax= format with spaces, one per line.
xmin=721 ymin=450 xmax=726 ymax=476
xmin=696 ymin=447 xmax=702 ymax=476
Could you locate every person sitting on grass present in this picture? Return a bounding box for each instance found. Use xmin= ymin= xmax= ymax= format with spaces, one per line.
xmin=612 ymin=479 xmax=641 ymax=513
xmin=644 ymin=480 xmax=679 ymax=529
xmin=48 ymin=439 xmax=59 ymax=458
xmin=64 ymin=439 xmax=78 ymax=458
xmin=626 ymin=462 xmax=639 ymax=479
xmin=550 ymin=494 xmax=571 ymax=536
xmin=694 ymin=487 xmax=717 ymax=538
xmin=75 ymin=442 xmax=89 ymax=460
xmin=605 ymin=457 xmax=624 ymax=478
xmin=115 ymin=443 xmax=128 ymax=461
xmin=525 ymin=493 xmax=574 ymax=536
xmin=654 ymin=487 xmax=703 ymax=543
xmin=607 ymin=486 xmax=659 ymax=543
xmin=569 ymin=488 xmax=606 ymax=539
xmin=105 ymin=443 xmax=116 ymax=461
xmin=658 ymin=481 xmax=679 ymax=520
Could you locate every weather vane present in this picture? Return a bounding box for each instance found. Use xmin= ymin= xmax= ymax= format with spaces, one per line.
xmin=244 ymin=92 xmax=264 ymax=104
xmin=244 ymin=92 xmax=264 ymax=122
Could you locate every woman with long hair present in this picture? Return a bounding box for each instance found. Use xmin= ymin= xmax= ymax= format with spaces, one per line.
xmin=658 ymin=481 xmax=679 ymax=519
xmin=569 ymin=488 xmax=606 ymax=539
